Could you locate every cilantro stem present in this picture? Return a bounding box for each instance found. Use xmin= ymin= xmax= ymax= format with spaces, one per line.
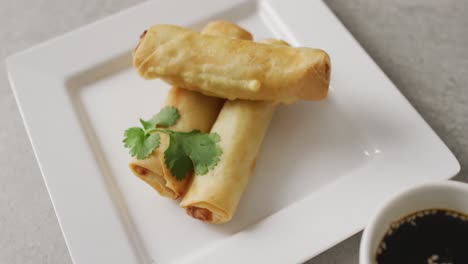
xmin=145 ymin=127 xmax=172 ymax=135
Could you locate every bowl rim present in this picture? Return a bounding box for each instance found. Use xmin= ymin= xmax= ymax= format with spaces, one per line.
xmin=359 ymin=180 xmax=468 ymax=264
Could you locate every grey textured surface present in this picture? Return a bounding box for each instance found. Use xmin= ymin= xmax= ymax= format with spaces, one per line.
xmin=0 ymin=0 xmax=466 ymax=263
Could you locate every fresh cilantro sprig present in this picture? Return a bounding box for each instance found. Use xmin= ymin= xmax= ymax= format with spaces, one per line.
xmin=123 ymin=107 xmax=179 ymax=159
xmin=123 ymin=127 xmax=161 ymax=160
xmin=123 ymin=106 xmax=222 ymax=180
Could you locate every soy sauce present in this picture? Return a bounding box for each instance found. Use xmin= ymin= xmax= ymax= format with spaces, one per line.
xmin=376 ymin=209 xmax=468 ymax=264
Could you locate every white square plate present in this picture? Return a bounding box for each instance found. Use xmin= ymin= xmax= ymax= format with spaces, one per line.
xmin=7 ymin=0 xmax=460 ymax=263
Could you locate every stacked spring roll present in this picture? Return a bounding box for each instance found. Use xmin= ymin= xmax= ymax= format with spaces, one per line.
xmin=129 ymin=21 xmax=253 ymax=199
xmin=134 ymin=25 xmax=330 ymax=103
xmin=131 ymin=23 xmax=330 ymax=223
xmin=180 ymin=39 xmax=289 ymax=223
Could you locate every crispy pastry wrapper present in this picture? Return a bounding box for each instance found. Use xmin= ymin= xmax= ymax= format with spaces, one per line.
xmin=133 ymin=25 xmax=330 ymax=103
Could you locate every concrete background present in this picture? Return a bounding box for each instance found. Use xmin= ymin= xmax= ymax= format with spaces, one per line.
xmin=1 ymin=0 xmax=466 ymax=263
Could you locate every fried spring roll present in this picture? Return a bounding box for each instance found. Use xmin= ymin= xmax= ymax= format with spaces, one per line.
xmin=133 ymin=25 xmax=330 ymax=103
xmin=180 ymin=39 xmax=288 ymax=223
xmin=129 ymin=21 xmax=253 ymax=199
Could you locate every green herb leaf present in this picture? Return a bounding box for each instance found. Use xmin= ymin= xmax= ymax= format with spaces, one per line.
xmin=163 ymin=131 xmax=194 ymax=180
xmin=164 ymin=130 xmax=222 ymax=180
xmin=124 ymin=106 xmax=180 ymax=160
xmin=123 ymin=127 xmax=160 ymax=160
xmin=140 ymin=106 xmax=180 ymax=130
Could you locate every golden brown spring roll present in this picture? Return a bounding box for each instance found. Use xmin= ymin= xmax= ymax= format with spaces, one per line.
xmin=133 ymin=25 xmax=330 ymax=103
xmin=129 ymin=21 xmax=253 ymax=199
xmin=180 ymin=39 xmax=288 ymax=223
